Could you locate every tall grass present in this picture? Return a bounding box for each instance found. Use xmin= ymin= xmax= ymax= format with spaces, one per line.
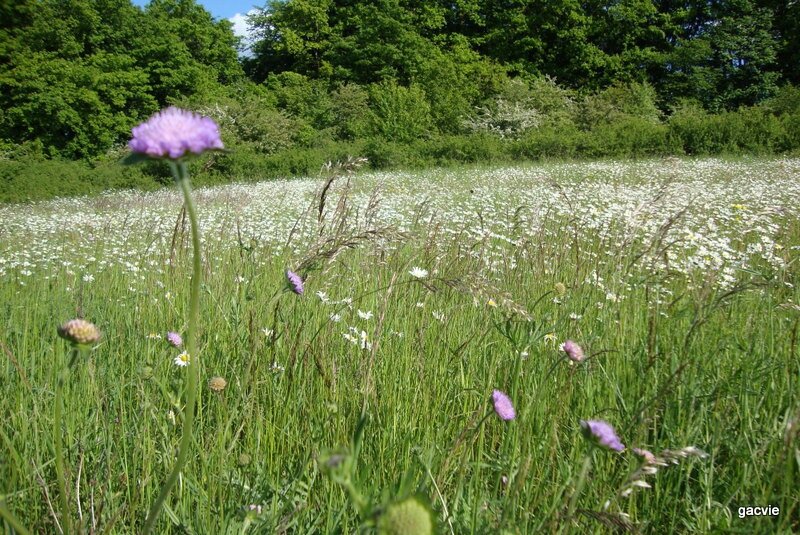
xmin=0 ymin=158 xmax=798 ymax=533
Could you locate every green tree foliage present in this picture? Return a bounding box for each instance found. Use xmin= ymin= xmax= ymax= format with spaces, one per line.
xmin=1 ymin=0 xmax=798 ymax=169
xmin=246 ymin=0 xmax=334 ymax=80
xmin=656 ymin=0 xmax=779 ymax=109
xmin=0 ymin=0 xmax=242 ymax=158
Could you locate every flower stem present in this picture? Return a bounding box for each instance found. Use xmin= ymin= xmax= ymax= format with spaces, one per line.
xmin=567 ymin=450 xmax=594 ymax=521
xmin=54 ymin=347 xmax=75 ymax=535
xmin=143 ymin=162 xmax=202 ymax=533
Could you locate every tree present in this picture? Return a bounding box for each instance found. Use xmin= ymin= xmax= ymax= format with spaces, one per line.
xmin=656 ymin=0 xmax=779 ymax=109
xmin=0 ymin=0 xmax=243 ymax=158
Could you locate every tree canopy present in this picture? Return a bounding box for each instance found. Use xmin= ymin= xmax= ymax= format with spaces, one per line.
xmin=0 ymin=0 xmax=797 ymax=159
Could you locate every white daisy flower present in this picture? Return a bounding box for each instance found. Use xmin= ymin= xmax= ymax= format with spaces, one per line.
xmin=357 ymin=309 xmax=373 ymax=320
xmin=409 ymin=266 xmax=428 ymax=279
xmin=174 ymin=351 xmax=191 ymax=367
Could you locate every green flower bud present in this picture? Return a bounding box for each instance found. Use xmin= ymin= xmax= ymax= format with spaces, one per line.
xmin=377 ymin=497 xmax=434 ymax=535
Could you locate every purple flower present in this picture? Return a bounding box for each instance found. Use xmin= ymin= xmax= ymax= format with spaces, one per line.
xmin=561 ymin=340 xmax=585 ymax=363
xmin=166 ymin=331 xmax=183 ymax=348
xmin=580 ymin=420 xmax=625 ymax=451
xmin=492 ymin=390 xmax=516 ymax=421
xmin=632 ymin=447 xmax=657 ymax=464
xmin=128 ymin=107 xmax=224 ymax=160
xmin=286 ymin=270 xmax=304 ymax=295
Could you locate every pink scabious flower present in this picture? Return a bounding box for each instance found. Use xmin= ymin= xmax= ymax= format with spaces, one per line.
xmin=561 ymin=340 xmax=585 ymax=363
xmin=492 ymin=389 xmax=516 ymax=421
xmin=166 ymin=331 xmax=183 ymax=348
xmin=580 ymin=420 xmax=625 ymax=451
xmin=632 ymin=447 xmax=658 ymax=465
xmin=128 ymin=107 xmax=224 ymax=160
xmin=286 ymin=269 xmax=304 ymax=295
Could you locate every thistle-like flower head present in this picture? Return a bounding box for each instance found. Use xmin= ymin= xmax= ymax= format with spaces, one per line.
xmin=492 ymin=389 xmax=516 ymax=421
xmin=561 ymin=340 xmax=585 ymax=363
xmin=208 ymin=376 xmax=227 ymax=392
xmin=57 ymin=319 xmax=101 ymax=346
xmin=128 ymin=107 xmax=224 ymax=160
xmin=286 ymin=269 xmax=304 ymax=295
xmin=580 ymin=419 xmax=625 ymax=452
xmin=166 ymin=331 xmax=183 ymax=348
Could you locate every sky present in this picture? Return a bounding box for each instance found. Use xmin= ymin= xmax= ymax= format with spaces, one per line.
xmin=130 ymin=1 xmax=263 ymax=40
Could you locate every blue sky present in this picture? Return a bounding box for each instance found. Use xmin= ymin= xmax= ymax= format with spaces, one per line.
xmin=130 ymin=1 xmax=263 ymax=37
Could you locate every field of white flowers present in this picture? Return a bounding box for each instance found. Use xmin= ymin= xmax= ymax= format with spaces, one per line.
xmin=1 ymin=158 xmax=798 ymax=533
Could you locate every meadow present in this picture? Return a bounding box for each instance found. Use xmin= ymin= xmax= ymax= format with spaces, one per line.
xmin=1 ymin=157 xmax=798 ymax=533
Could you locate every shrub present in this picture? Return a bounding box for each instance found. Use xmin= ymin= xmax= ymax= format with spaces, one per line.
xmin=580 ymin=82 xmax=662 ymax=130
xmin=513 ymin=126 xmax=583 ymax=160
xmin=585 ymin=117 xmax=671 ymax=157
xmin=367 ymin=81 xmax=434 ymax=143
xmin=330 ymin=83 xmax=371 ymax=140
xmin=423 ymin=134 xmax=507 ymax=165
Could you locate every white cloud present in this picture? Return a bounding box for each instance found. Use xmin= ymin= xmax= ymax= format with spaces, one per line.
xmin=228 ymin=9 xmax=261 ymax=57
xmin=228 ymin=9 xmax=260 ymax=39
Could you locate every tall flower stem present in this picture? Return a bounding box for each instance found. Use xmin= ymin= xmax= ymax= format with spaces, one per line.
xmin=143 ymin=161 xmax=202 ymax=534
xmin=53 ymin=346 xmax=79 ymax=535
xmin=567 ymin=450 xmax=594 ymax=521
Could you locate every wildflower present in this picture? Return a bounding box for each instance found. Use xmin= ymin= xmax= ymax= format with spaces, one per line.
xmin=409 ymin=266 xmax=429 ymax=279
xmin=147 ymin=332 xmax=162 ymax=340
xmin=492 ymin=390 xmax=516 ymax=421
xmin=316 ymin=290 xmax=329 ymax=302
xmin=554 ymin=282 xmax=567 ymax=296
xmin=166 ymin=331 xmax=183 ymax=348
xmin=432 ymin=310 xmax=445 ymax=322
xmin=543 ymin=332 xmax=557 ymax=347
xmin=174 ymin=351 xmax=191 ymax=367
xmin=632 ymin=448 xmax=657 ymax=465
xmin=57 ymin=319 xmax=101 ymax=346
xmin=261 ymin=328 xmax=274 ymax=337
xmin=561 ymin=340 xmax=585 ymax=363
xmin=357 ymin=309 xmax=373 ymax=320
xmin=128 ymin=107 xmax=224 ymax=160
xmin=208 ymin=376 xmax=227 ymax=392
xmin=286 ymin=270 xmax=304 ymax=295
xmin=330 ymin=313 xmax=342 ymax=322
xmin=487 ymin=298 xmax=498 ymax=307
xmin=377 ymin=497 xmax=434 ymax=535
xmin=569 ymin=312 xmax=582 ymax=321
xmin=359 ymin=330 xmax=372 ymax=350
xmin=343 ymin=332 xmax=358 ymax=344
xmin=580 ymin=420 xmax=625 ymax=452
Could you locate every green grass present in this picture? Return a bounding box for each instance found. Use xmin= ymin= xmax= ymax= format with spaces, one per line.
xmin=1 ymin=158 xmax=798 ymax=533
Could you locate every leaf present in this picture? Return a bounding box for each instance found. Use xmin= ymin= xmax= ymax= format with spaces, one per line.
xmin=120 ymin=152 xmax=151 ymax=166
